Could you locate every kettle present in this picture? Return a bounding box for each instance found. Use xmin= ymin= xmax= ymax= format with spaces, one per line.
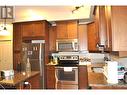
xmin=124 ymin=72 xmax=127 ymax=83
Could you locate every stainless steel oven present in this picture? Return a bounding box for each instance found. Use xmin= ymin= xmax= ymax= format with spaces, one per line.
xmin=54 ymin=54 xmax=79 ymax=89
xmin=55 ymin=66 xmax=78 ymax=85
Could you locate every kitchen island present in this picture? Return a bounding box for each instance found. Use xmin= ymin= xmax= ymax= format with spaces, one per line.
xmin=0 ymin=71 xmax=40 ymax=89
xmin=88 ymin=72 xmax=127 ymax=89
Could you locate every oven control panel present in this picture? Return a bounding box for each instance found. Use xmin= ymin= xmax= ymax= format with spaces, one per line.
xmin=59 ymin=55 xmax=79 ymax=60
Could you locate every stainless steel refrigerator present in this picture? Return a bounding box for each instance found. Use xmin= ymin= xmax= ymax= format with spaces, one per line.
xmin=22 ymin=40 xmax=45 ymax=89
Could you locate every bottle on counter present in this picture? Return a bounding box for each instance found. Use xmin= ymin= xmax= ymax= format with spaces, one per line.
xmin=26 ymin=57 xmax=31 ymax=74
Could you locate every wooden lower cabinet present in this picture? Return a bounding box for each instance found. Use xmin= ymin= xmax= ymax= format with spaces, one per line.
xmin=78 ymin=65 xmax=88 ymax=89
xmin=46 ymin=65 xmax=56 ymax=89
xmin=23 ymin=73 xmax=40 ymax=89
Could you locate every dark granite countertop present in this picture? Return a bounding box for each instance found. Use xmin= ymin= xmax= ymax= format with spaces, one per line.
xmin=0 ymin=71 xmax=39 ymax=86
xmin=88 ymin=72 xmax=127 ymax=89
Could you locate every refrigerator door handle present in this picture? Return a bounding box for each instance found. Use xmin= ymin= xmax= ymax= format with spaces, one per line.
xmin=39 ymin=44 xmax=43 ymax=76
xmin=39 ymin=43 xmax=45 ymax=88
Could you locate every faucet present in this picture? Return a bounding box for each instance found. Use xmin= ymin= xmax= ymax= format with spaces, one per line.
xmin=96 ymin=43 xmax=105 ymax=53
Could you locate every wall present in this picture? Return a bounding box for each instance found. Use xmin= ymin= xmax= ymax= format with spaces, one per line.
xmin=0 ymin=23 xmax=13 ymax=70
xmin=14 ymin=6 xmax=91 ymax=22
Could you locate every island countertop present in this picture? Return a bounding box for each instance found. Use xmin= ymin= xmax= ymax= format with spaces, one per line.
xmin=88 ymin=72 xmax=127 ymax=89
xmin=0 ymin=71 xmax=40 ymax=86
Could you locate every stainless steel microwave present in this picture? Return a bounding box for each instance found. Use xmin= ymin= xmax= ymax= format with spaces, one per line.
xmin=56 ymin=39 xmax=78 ymax=51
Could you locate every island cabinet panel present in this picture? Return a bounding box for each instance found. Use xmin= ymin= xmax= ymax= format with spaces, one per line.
xmin=78 ymin=65 xmax=88 ymax=89
xmin=22 ymin=21 xmax=45 ymax=38
xmin=46 ymin=66 xmax=56 ymax=89
xmin=23 ymin=73 xmax=40 ymax=89
xmin=56 ymin=20 xmax=78 ymax=39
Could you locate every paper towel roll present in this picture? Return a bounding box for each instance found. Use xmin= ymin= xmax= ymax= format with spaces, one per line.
xmin=106 ymin=61 xmax=118 ymax=84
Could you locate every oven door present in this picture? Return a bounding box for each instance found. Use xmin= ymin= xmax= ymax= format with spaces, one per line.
xmin=55 ymin=66 xmax=78 ymax=85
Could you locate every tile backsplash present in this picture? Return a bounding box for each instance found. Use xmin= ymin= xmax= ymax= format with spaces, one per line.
xmin=118 ymin=58 xmax=127 ymax=68
xmin=88 ymin=53 xmax=105 ymax=64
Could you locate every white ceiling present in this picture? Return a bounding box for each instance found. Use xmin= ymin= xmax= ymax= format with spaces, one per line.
xmin=14 ymin=6 xmax=94 ymax=23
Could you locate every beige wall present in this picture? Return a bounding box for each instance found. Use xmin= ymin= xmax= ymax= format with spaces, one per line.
xmin=0 ymin=23 xmax=13 ymax=70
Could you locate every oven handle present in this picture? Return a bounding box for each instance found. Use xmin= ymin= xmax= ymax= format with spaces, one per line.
xmin=55 ymin=66 xmax=78 ymax=69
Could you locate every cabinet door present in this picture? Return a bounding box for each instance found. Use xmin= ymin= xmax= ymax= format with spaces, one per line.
xmin=46 ymin=66 xmax=55 ymax=89
xmin=56 ymin=21 xmax=67 ymax=39
xmin=78 ymin=24 xmax=88 ymax=51
xmin=67 ymin=21 xmax=78 ymax=39
xmin=13 ymin=23 xmax=22 ymax=70
xmin=24 ymin=74 xmax=40 ymax=89
xmin=49 ymin=26 xmax=56 ymax=52
xmin=78 ymin=66 xmax=88 ymax=89
xmin=33 ymin=22 xmax=45 ymax=37
xmin=87 ymin=22 xmax=99 ymax=51
xmin=13 ymin=23 xmax=22 ymax=51
xmin=111 ymin=6 xmax=127 ymax=51
xmin=22 ymin=23 xmax=33 ymax=37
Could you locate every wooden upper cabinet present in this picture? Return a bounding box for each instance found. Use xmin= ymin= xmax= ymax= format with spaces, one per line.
xmin=92 ymin=6 xmax=127 ymax=51
xmin=22 ymin=22 xmax=33 ymax=37
xmin=56 ymin=21 xmax=67 ymax=39
xmin=111 ymin=6 xmax=127 ymax=51
xmin=49 ymin=26 xmax=56 ymax=52
xmin=67 ymin=21 xmax=78 ymax=39
xmin=22 ymin=21 xmax=45 ymax=38
xmin=33 ymin=22 xmax=45 ymax=37
xmin=56 ymin=20 xmax=78 ymax=39
xmin=87 ymin=22 xmax=99 ymax=51
xmin=78 ymin=24 xmax=88 ymax=51
xmin=13 ymin=23 xmax=22 ymax=51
